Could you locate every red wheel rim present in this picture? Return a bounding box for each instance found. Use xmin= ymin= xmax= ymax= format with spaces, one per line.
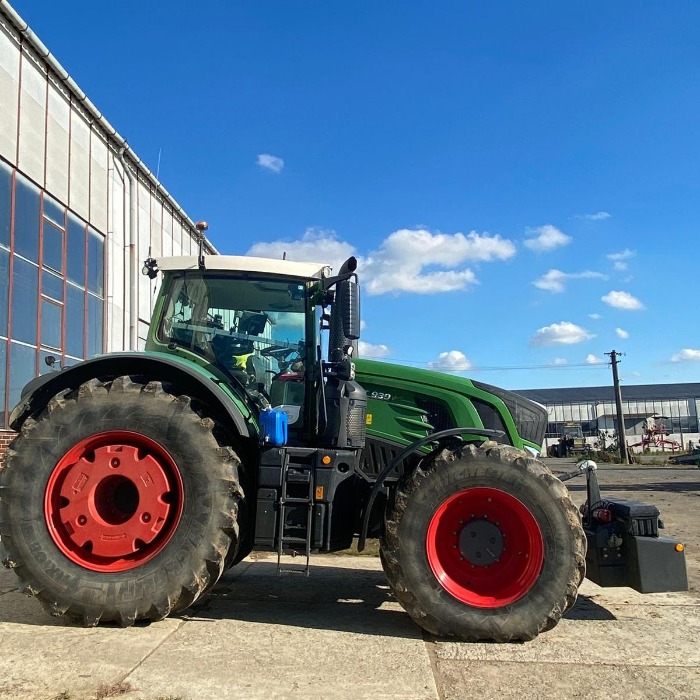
xmin=426 ymin=487 xmax=544 ymax=608
xmin=44 ymin=431 xmax=184 ymax=572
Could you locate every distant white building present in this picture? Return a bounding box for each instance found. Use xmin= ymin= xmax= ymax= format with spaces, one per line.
xmin=517 ymin=383 xmax=700 ymax=454
xmin=0 ymin=1 xmax=214 ymax=449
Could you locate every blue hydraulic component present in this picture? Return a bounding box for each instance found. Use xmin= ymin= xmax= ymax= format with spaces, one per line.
xmin=260 ymin=408 xmax=289 ymax=446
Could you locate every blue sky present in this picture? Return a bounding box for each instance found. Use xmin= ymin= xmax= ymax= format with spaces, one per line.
xmin=14 ymin=1 xmax=700 ymax=389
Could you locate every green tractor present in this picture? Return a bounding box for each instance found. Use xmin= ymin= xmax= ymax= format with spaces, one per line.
xmin=0 ymin=246 xmax=687 ymax=641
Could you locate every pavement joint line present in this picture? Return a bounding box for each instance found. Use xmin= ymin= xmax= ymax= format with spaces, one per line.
xmin=117 ymin=617 xmax=188 ymax=688
xmin=439 ymin=659 xmax=700 ymax=670
xmin=424 ymin=640 xmax=448 ymax=700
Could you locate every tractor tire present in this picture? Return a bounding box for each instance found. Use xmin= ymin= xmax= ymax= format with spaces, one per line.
xmin=0 ymin=376 xmax=245 ymax=627
xmin=380 ymin=441 xmax=586 ymax=642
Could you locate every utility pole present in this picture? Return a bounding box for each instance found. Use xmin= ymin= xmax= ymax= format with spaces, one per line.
xmin=606 ymin=350 xmax=630 ymax=465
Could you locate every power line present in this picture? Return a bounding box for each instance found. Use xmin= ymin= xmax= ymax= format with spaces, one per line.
xmin=366 ymin=358 xmax=609 ymax=372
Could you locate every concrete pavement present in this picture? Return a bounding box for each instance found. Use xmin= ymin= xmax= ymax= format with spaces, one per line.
xmin=1 ymin=553 xmax=699 ymax=700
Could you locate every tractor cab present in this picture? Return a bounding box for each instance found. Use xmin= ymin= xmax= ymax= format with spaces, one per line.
xmin=152 ymin=258 xmax=316 ymax=423
xmin=146 ymin=253 xmax=363 ymax=448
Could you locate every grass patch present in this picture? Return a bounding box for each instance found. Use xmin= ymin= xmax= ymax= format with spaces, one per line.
xmin=93 ymin=682 xmax=133 ymax=699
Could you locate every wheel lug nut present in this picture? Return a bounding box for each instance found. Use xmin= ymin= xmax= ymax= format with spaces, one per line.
xmin=141 ymin=513 xmax=151 ymax=523
xmin=110 ymin=458 xmax=120 ymax=468
xmin=77 ymin=515 xmax=87 ymax=526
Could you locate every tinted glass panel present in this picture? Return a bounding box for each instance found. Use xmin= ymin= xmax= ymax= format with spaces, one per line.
xmin=11 ymin=257 xmax=38 ymax=345
xmin=87 ymin=229 xmax=104 ymax=296
xmin=42 ymin=270 xmax=64 ymax=302
xmin=0 ymin=338 xmax=5 ymax=426
xmin=0 ymin=248 xmax=8 ymax=336
xmin=65 ymin=284 xmax=84 ymax=358
xmin=0 ymin=162 xmax=10 ymax=248
xmin=41 ymin=298 xmax=62 ymax=349
xmin=67 ymin=214 xmax=86 ymax=287
xmin=14 ymin=174 xmax=40 ymax=262
xmin=87 ymin=293 xmax=103 ymax=358
xmin=43 ymin=194 xmax=65 ymax=228
xmin=40 ymin=348 xmax=62 ymax=375
xmin=43 ymin=219 xmax=63 ymax=273
xmin=9 ymin=341 xmax=36 ymax=414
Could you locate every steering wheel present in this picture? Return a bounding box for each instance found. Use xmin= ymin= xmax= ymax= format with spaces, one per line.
xmin=261 ymin=346 xmax=298 ymax=361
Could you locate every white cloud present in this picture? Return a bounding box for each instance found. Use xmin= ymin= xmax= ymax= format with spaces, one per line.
xmin=360 ymin=320 xmax=367 ymax=331
xmin=578 ymin=211 xmax=611 ymax=221
xmin=256 ymin=153 xmax=284 ymax=173
xmin=358 ymin=341 xmax=391 ymax=359
xmin=671 ymin=348 xmax=700 ymax=363
xmin=427 ymin=350 xmax=472 ymax=372
xmin=607 ymin=248 xmax=635 ymax=262
xmin=601 ymin=290 xmax=645 ymax=310
xmin=523 ymin=225 xmax=571 ymax=252
xmin=247 ymin=229 xmax=355 ymax=273
xmin=250 ymin=227 xmax=516 ymax=296
xmin=362 ymin=228 xmax=515 ymax=295
xmin=615 ymin=327 xmax=629 ymax=339
xmin=551 ymin=357 xmax=568 ymax=366
xmin=588 ymin=313 xmax=602 ymax=320
xmin=607 ymin=249 xmax=635 ymax=272
xmin=533 ymin=268 xmax=605 ymax=293
xmin=530 ymin=321 xmax=594 ymax=347
xmin=586 ymin=353 xmax=605 ymax=365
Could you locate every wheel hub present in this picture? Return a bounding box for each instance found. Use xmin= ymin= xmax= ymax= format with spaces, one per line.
xmin=45 ymin=431 xmax=183 ymax=572
xmin=426 ymin=486 xmax=544 ymax=608
xmin=458 ymin=519 xmax=504 ymax=566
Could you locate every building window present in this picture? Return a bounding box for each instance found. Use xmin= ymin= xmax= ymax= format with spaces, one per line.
xmin=8 ymin=341 xmax=37 ymax=420
xmin=42 ymin=219 xmax=64 ymax=273
xmin=67 ymin=213 xmax=86 ymax=287
xmin=0 ymin=248 xmax=8 ymax=337
xmin=0 ymin=162 xmax=11 ymax=248
xmin=0 ymin=163 xmax=106 ymax=428
xmin=65 ymin=283 xmax=85 ymax=359
xmin=87 ymin=228 xmax=104 ymax=296
xmin=40 ymin=298 xmax=62 ymax=349
xmin=13 ymin=172 xmax=40 ymax=263
xmin=11 ymin=257 xmax=38 ymax=345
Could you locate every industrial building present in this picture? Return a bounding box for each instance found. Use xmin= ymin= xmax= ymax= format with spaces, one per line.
xmin=0 ymin=1 xmax=214 ymax=452
xmin=518 ymin=383 xmax=700 ymax=454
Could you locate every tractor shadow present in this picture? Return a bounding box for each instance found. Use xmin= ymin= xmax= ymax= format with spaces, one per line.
xmin=181 ymin=559 xmax=421 ymax=639
xmin=183 ymin=559 xmax=619 ymax=635
xmin=564 ymin=594 xmax=617 ymax=621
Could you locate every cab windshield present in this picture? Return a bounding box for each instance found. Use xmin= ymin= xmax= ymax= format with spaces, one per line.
xmin=158 ymin=274 xmax=308 ymax=400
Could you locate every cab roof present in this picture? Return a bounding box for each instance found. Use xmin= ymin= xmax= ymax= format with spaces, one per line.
xmin=156 ymin=255 xmax=329 ymax=280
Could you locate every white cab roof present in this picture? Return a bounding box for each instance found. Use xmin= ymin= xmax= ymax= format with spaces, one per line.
xmin=156 ymin=255 xmax=330 ymax=280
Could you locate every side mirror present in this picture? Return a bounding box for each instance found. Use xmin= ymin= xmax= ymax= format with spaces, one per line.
xmin=336 ymin=279 xmax=360 ymax=340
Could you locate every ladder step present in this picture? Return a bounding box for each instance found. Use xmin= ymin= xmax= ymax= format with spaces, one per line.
xmin=280 ymin=536 xmax=309 ymax=544
xmin=282 ymin=497 xmax=314 ymax=504
xmin=278 ymin=567 xmax=310 ymax=576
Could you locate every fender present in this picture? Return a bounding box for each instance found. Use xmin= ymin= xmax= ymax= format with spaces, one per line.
xmin=9 ymin=352 xmax=256 ymax=439
xmin=357 ymin=427 xmax=505 ymax=551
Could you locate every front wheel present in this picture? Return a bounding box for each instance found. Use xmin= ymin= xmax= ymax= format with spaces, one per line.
xmin=0 ymin=376 xmax=245 ymax=626
xmin=380 ymin=442 xmax=586 ymax=642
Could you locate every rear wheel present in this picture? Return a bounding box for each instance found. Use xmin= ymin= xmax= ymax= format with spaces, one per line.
xmin=380 ymin=442 xmax=585 ymax=641
xmin=0 ymin=376 xmax=245 ymax=626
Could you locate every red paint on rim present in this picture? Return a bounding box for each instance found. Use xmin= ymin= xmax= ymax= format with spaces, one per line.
xmin=44 ymin=431 xmax=184 ymax=572
xmin=426 ymin=487 xmax=544 ymax=608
